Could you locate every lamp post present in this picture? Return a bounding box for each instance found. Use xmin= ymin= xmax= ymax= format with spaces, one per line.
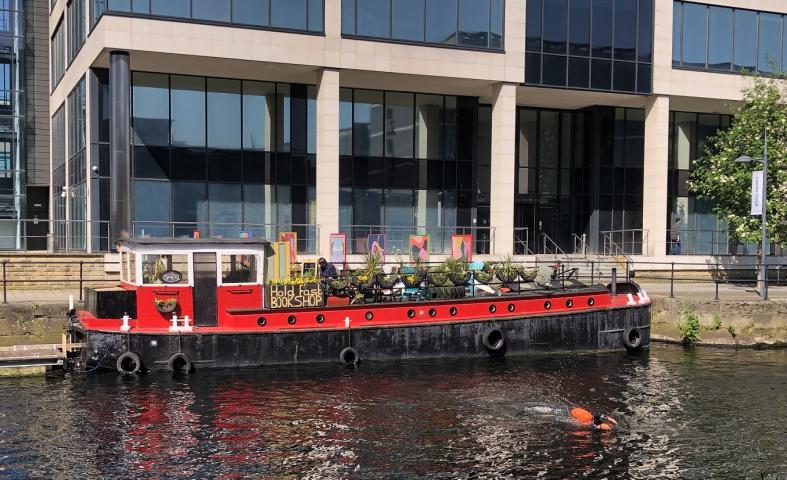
xmin=735 ymin=128 xmax=769 ymax=300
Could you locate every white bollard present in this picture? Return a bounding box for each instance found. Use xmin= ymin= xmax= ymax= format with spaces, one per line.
xmin=169 ymin=314 xmax=179 ymax=332
xmin=344 ymin=316 xmax=351 ymax=328
xmin=68 ymin=295 xmax=74 ymax=310
xmin=181 ymin=315 xmax=193 ymax=332
xmin=626 ymin=293 xmax=636 ymax=306
xmin=120 ymin=314 xmax=131 ymax=332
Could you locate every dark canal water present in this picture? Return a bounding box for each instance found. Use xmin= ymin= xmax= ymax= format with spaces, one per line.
xmin=0 ymin=345 xmax=785 ymax=479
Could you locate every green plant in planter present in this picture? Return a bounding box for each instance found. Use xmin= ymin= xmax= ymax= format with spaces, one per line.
xmin=352 ymin=252 xmax=383 ymax=289
xmin=154 ymin=298 xmax=177 ymax=308
xmin=518 ymin=266 xmax=539 ymax=282
xmin=473 ymin=263 xmax=494 ymax=284
xmin=443 ymin=257 xmax=471 ymax=286
xmin=495 ymin=254 xmax=520 ymax=283
xmin=376 ymin=272 xmax=400 ymax=289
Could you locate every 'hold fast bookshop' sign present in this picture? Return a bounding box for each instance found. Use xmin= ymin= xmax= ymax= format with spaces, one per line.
xmin=266 ymin=283 xmax=323 ymax=309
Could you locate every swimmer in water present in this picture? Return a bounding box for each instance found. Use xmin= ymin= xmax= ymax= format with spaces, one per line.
xmin=570 ymin=407 xmax=618 ymax=431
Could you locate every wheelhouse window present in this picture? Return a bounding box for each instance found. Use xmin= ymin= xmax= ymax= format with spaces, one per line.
xmin=221 ymin=255 xmax=258 ymax=283
xmin=141 ymin=254 xmax=189 ymax=285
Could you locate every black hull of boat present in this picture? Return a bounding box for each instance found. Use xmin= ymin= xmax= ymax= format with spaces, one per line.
xmin=73 ymin=305 xmax=651 ymax=373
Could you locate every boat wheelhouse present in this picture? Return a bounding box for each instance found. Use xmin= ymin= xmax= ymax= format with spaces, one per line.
xmin=69 ymin=239 xmax=651 ymax=373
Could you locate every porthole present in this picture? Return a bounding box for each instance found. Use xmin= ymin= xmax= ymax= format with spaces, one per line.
xmin=449 ymin=307 xmax=457 ymax=316
xmin=257 ymin=317 xmax=267 ymax=327
xmin=287 ymin=315 xmax=297 ymax=325
xmin=587 ymin=298 xmax=595 ymax=306
xmin=407 ymin=309 xmax=416 ymax=318
xmin=316 ymin=314 xmax=325 ymax=324
xmin=507 ymin=303 xmax=515 ymax=312
xmin=544 ymin=301 xmax=552 ymax=310
xmin=365 ymin=311 xmax=374 ymax=321
xmin=429 ymin=308 xmax=437 ymax=317
xmin=566 ymin=299 xmax=573 ymax=308
xmin=489 ymin=304 xmax=497 ymax=313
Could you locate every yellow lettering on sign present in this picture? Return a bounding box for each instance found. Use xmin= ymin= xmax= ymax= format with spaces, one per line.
xmin=267 ymin=284 xmax=323 ymax=309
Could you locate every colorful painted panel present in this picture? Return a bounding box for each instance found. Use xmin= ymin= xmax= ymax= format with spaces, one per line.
xmin=367 ymin=234 xmax=386 ymax=263
xmin=451 ymin=234 xmax=473 ymax=261
xmin=329 ymin=233 xmax=347 ymax=265
xmin=409 ymin=235 xmax=430 ymax=261
xmin=279 ymin=232 xmax=298 ymax=263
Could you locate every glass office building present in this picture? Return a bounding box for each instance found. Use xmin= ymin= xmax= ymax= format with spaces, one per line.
xmin=49 ymin=0 xmax=787 ymax=258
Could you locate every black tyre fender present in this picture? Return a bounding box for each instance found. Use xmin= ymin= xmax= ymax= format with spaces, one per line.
xmin=339 ymin=347 xmax=359 ymax=365
xmin=167 ymin=353 xmax=193 ymax=373
xmin=116 ymin=351 xmax=142 ymax=375
xmin=481 ymin=327 xmax=506 ymax=354
xmin=622 ymin=327 xmax=643 ymax=351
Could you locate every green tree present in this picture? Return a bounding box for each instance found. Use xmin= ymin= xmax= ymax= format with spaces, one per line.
xmin=689 ymin=73 xmax=787 ymax=249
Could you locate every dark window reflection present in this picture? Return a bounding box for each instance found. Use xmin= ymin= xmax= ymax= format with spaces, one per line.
xmin=707 ymin=6 xmax=732 ymax=70
xmin=681 ymin=3 xmax=707 ymax=68
xmin=568 ymin=57 xmax=589 ymax=88
xmin=525 ymin=0 xmax=542 ymax=51
xmin=542 ymin=55 xmax=566 ymax=86
xmin=591 ymin=59 xmax=611 ymax=90
xmin=271 ymin=0 xmax=307 ymax=30
xmin=458 ymin=0 xmax=490 ymax=47
xmin=734 ymin=10 xmax=756 ymax=71
xmin=613 ymin=61 xmax=635 ymax=92
xmin=569 ymin=0 xmax=590 ymax=56
xmin=192 ymin=0 xmax=230 ymax=22
xmin=758 ymin=13 xmax=781 ymax=72
xmin=357 ymin=0 xmax=390 ymax=38
xmin=392 ymin=0 xmax=424 ymax=41
xmin=150 ymin=0 xmax=189 ymax=17
xmin=613 ymin=0 xmax=636 ymax=61
xmin=637 ymin=0 xmax=653 ymax=62
xmin=591 ymin=0 xmax=612 ymax=58
xmin=543 ymin=0 xmax=567 ymax=54
xmin=426 ymin=0 xmax=457 ymax=44
xmin=233 ymin=0 xmax=269 ymax=26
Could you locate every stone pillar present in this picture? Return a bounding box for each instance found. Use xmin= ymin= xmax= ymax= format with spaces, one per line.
xmin=315 ymin=68 xmax=340 ymax=258
xmin=109 ymin=51 xmax=131 ymax=241
xmin=489 ymin=82 xmax=517 ymax=256
xmin=642 ymin=95 xmax=670 ymax=257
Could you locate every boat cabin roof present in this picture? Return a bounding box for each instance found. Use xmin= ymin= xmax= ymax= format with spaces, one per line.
xmin=117 ymin=238 xmax=270 ymax=253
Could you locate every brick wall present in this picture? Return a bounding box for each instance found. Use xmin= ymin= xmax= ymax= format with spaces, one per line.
xmin=0 ymin=254 xmax=119 ymax=290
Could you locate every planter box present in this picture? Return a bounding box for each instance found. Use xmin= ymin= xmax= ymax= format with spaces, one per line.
xmin=266 ymin=283 xmax=323 ymax=309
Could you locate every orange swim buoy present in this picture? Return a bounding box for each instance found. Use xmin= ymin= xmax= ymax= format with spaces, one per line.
xmin=571 ymin=407 xmax=594 ymax=424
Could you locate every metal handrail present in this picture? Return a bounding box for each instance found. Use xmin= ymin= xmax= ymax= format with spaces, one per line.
xmin=342 ymin=225 xmax=495 ymax=256
xmin=601 ymin=229 xmax=649 ymax=256
xmin=541 ymin=233 xmax=567 ymax=257
xmin=571 ymin=233 xmax=587 ymax=256
xmin=666 ymin=229 xmax=768 ymax=256
xmin=514 ymin=227 xmax=531 ymax=255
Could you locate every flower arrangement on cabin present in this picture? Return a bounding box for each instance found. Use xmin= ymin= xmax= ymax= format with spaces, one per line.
xmin=266 ymin=276 xmax=319 ymax=287
xmin=495 ymin=254 xmax=520 ymax=284
xmin=351 ymin=252 xmax=383 ymax=290
xmin=473 ymin=262 xmax=495 ymax=284
xmin=154 ymin=297 xmax=178 ymax=313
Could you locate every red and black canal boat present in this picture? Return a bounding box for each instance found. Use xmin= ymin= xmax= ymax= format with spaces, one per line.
xmin=68 ymin=239 xmax=651 ymax=374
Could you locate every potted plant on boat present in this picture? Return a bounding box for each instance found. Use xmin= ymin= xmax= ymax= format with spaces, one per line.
xmin=473 ymin=262 xmax=495 ymax=284
xmin=351 ymin=252 xmax=382 ymax=290
xmin=518 ymin=266 xmax=539 ymax=282
xmin=376 ymin=271 xmax=400 ymax=289
xmin=444 ymin=257 xmax=471 ymax=286
xmin=495 ymin=254 xmax=520 ymax=284
xmin=154 ymin=297 xmax=178 ymax=314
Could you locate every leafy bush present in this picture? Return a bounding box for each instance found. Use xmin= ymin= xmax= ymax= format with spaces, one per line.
xmin=679 ymin=310 xmax=702 ymax=346
xmin=709 ymin=315 xmax=722 ymax=330
xmin=727 ymin=324 xmax=737 ymax=338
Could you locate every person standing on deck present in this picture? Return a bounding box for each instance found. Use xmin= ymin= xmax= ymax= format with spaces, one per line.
xmin=319 ymin=257 xmax=338 ymax=278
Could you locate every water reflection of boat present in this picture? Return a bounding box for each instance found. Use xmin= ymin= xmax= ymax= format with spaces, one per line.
xmin=68 ymin=239 xmax=651 ymax=374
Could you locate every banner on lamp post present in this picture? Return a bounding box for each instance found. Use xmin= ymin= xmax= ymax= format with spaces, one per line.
xmin=751 ymin=170 xmax=763 ymax=215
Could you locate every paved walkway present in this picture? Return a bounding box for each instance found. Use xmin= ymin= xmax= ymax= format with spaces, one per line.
xmin=2 ymin=282 xmax=786 ymax=305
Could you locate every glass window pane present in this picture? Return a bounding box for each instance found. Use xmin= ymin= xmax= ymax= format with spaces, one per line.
xmin=308 ymin=86 xmax=317 ymax=155
xmin=221 ymin=254 xmax=257 ymax=283
xmin=591 ymin=58 xmax=611 ymax=90
xmin=209 ymin=183 xmax=242 ymax=227
xmin=758 ymin=13 xmax=781 ymax=72
xmin=569 ymin=0 xmax=590 ymax=56
xmin=353 ymin=90 xmax=383 ymax=156
xmin=682 ymin=3 xmax=707 ymax=68
xmin=392 ymin=0 xmax=424 ymax=41
xmin=542 ymin=0 xmax=567 ymax=54
xmin=734 ymin=9 xmax=757 ymax=71
xmin=132 ymin=72 xmax=169 ymax=146
xmin=171 ymin=76 xmax=206 ymax=147
xmin=340 ymin=88 xmax=353 ymax=156
xmin=243 ymin=183 xmax=269 ymax=225
xmin=308 ymin=0 xmax=323 ymax=31
xmin=172 ymin=181 xmax=207 ymax=223
xmin=591 ymin=0 xmax=612 ymax=58
xmin=132 ymin=0 xmax=150 ymax=13
xmin=134 ymin=180 xmax=171 ymax=221
xmin=357 ymin=0 xmax=389 ymax=37
xmin=415 ymin=94 xmax=442 ymax=159
xmin=108 ymin=0 xmax=131 ymax=11
xmin=489 ymin=0 xmax=503 ymax=49
xmin=192 ymin=0 xmax=231 ymax=22
xmin=384 ymin=92 xmax=414 ymax=158
xmin=271 ymin=0 xmax=307 ymax=30
xmin=708 ymin=7 xmax=732 ymax=70
xmin=672 ymin=1 xmax=681 ymax=65
xmin=637 ymin=63 xmax=651 ymax=93
xmin=342 ymin=0 xmax=355 ymax=34
xmin=384 ymin=189 xmax=414 ymax=227
xmin=568 ymin=57 xmax=589 ymax=88
xmin=637 ymin=0 xmax=653 ymax=62
xmin=525 ymin=53 xmax=541 ymax=84
xmin=242 ymin=81 xmax=275 ymax=151
xmin=207 ymin=79 xmax=241 ymax=149
xmin=525 ymin=0 xmax=541 ymax=51
xmin=542 ymin=55 xmax=567 ymax=86
xmin=150 ymin=0 xmax=189 ymax=17
xmin=613 ymin=61 xmax=636 ymax=92
xmin=539 ymin=111 xmax=559 ymax=168
xmin=613 ymin=0 xmax=636 ymax=60
xmin=426 ymin=0 xmax=457 ymax=44
xmin=276 ymin=84 xmax=291 ymax=152
xmin=458 ymin=0 xmax=490 ymax=47
xmin=233 ymin=0 xmax=269 ymax=26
